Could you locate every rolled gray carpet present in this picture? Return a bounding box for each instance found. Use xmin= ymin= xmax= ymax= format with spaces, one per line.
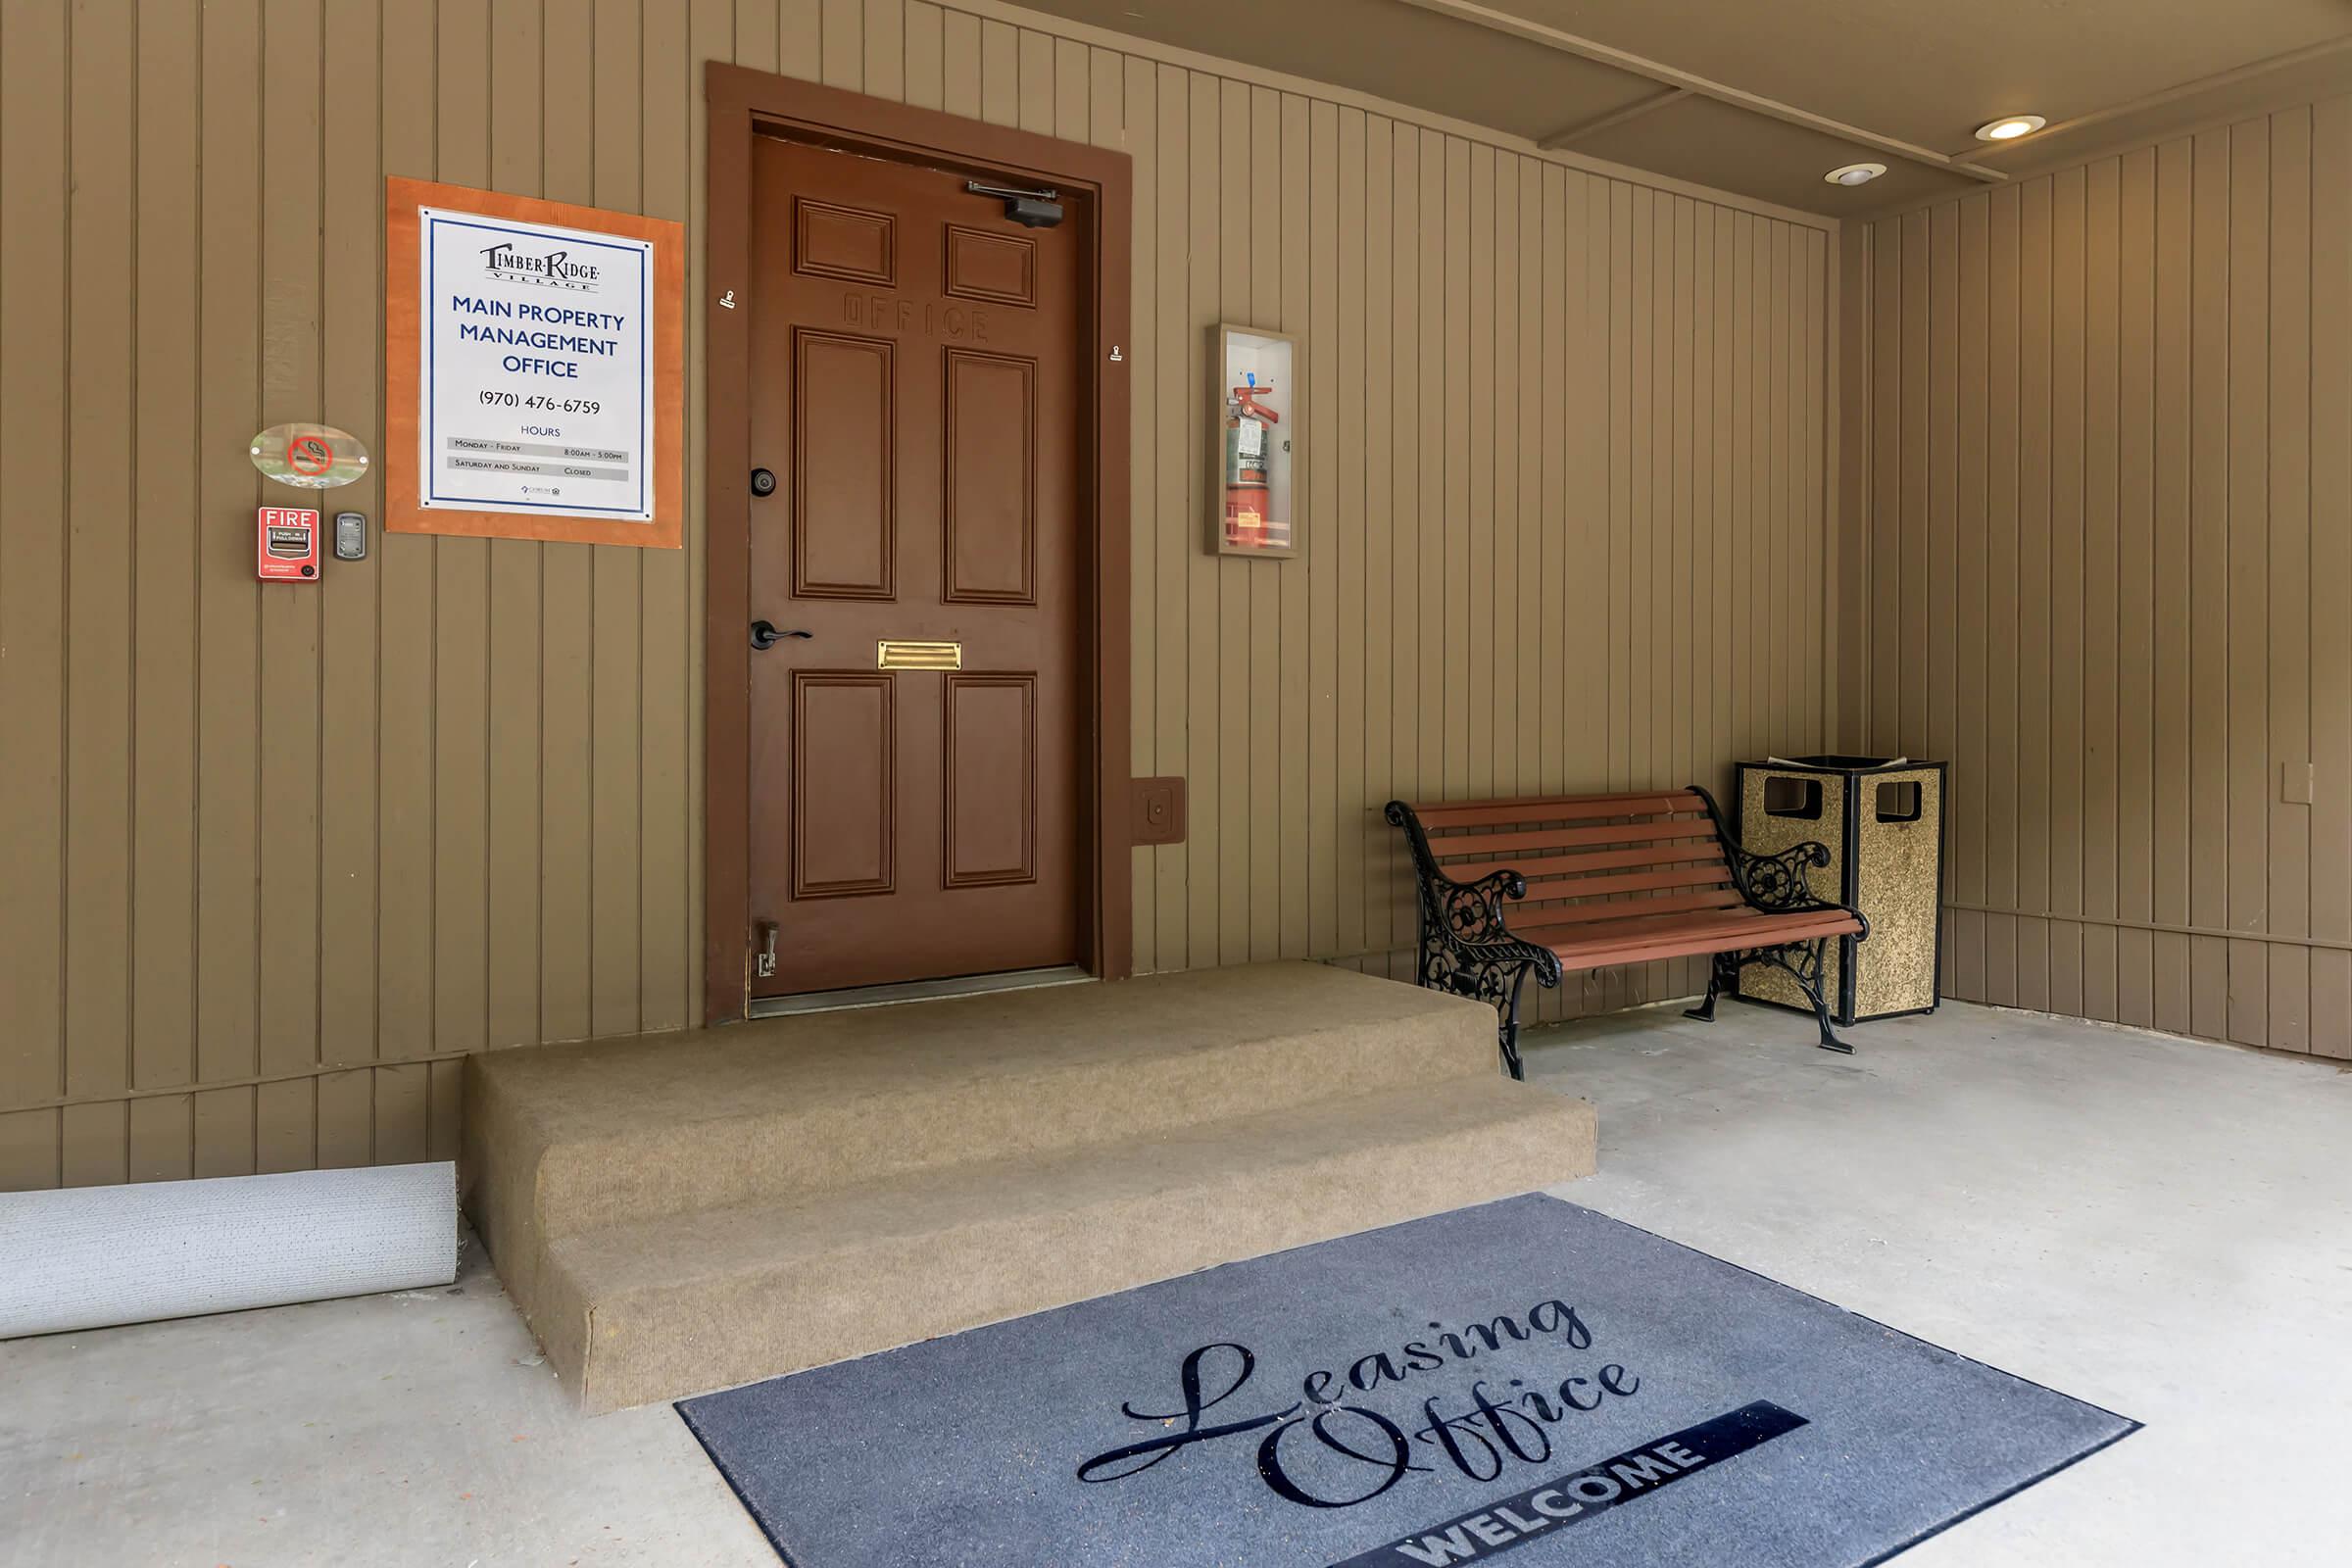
xmin=0 ymin=1161 xmax=457 ymax=1338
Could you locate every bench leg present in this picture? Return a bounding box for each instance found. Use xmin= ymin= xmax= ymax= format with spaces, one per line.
xmin=1719 ymin=940 xmax=1855 ymax=1054
xmin=1496 ymin=967 xmax=1530 ymax=1081
xmin=1790 ymin=938 xmax=1855 ymax=1055
xmin=1683 ymin=952 xmax=1739 ymax=1023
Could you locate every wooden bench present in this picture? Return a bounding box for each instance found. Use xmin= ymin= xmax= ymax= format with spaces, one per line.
xmin=1385 ymin=788 xmax=1869 ymax=1077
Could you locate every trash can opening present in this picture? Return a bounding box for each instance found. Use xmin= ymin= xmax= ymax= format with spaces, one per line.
xmin=1876 ymin=781 xmax=1923 ymax=823
xmin=1764 ymin=776 xmax=1824 ymax=819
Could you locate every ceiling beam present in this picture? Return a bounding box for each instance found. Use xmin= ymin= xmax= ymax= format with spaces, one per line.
xmin=1538 ymin=86 xmax=1691 ymax=150
xmin=1393 ymin=0 xmax=2005 ymax=183
xmin=1951 ymin=33 xmax=2352 ymax=166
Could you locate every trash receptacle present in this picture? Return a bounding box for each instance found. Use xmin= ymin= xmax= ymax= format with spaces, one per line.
xmin=1734 ymin=756 xmax=1945 ymax=1026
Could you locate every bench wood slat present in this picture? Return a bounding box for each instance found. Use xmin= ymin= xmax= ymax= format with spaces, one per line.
xmin=1515 ymin=864 xmax=1736 ymax=900
xmin=1555 ymin=923 xmax=1857 ymax=972
xmin=1523 ymin=907 xmax=1860 ymax=969
xmin=1510 ymin=888 xmax=1748 ymax=926
xmin=1410 ymin=791 xmax=1705 ymax=830
xmin=1428 ymin=819 xmax=1719 ymax=858
xmin=1441 ymin=860 xmax=1733 ymax=895
xmin=1521 ymin=904 xmax=1849 ymax=949
xmin=1434 ymin=841 xmax=1731 ymax=879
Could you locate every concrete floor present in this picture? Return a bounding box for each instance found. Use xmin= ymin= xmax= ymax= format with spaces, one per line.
xmin=4 ymin=999 xmax=2348 ymax=1566
xmin=1530 ymin=1000 xmax=2352 ymax=1566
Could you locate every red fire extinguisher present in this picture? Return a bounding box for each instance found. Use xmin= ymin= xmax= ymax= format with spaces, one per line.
xmin=1223 ymin=375 xmax=1279 ymax=546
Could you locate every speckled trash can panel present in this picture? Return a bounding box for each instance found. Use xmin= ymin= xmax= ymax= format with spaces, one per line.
xmin=1852 ymin=767 xmax=1944 ymax=1017
xmin=678 ymin=1195 xmax=2132 ymax=1568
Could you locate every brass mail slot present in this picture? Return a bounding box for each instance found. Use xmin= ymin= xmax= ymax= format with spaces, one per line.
xmin=876 ymin=638 xmax=962 ymax=671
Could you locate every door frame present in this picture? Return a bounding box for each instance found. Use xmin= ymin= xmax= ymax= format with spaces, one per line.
xmin=702 ymin=62 xmax=1133 ymax=1024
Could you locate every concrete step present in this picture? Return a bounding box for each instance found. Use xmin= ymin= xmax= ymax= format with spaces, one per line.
xmin=529 ymin=1074 xmax=1597 ymax=1412
xmin=466 ymin=964 xmax=1494 ymax=1308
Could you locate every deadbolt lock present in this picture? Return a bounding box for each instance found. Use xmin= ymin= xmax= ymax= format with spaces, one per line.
xmin=750 ymin=466 xmax=777 ymax=497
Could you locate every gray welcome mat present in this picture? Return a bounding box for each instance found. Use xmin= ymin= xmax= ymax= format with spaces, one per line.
xmin=677 ymin=1195 xmax=2134 ymax=1567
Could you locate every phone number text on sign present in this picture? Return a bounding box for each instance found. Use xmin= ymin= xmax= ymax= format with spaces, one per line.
xmin=417 ymin=205 xmax=656 ymax=523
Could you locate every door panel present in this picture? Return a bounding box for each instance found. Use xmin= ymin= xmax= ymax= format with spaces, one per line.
xmin=747 ymin=133 xmax=1085 ymax=997
xmin=944 ymin=349 xmax=1037 ymax=605
xmin=944 ymin=673 xmax=1037 ymax=889
xmin=792 ymin=330 xmax=897 ymax=599
xmin=794 ymin=198 xmax=897 ymax=285
xmin=944 ymin=225 xmax=1037 ymax=306
xmin=791 ymin=672 xmax=895 ymax=899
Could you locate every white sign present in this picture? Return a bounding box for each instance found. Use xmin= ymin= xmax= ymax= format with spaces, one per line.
xmin=416 ymin=205 xmax=656 ymax=523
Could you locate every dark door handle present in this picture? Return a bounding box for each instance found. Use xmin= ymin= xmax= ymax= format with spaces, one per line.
xmin=750 ymin=620 xmax=812 ymax=651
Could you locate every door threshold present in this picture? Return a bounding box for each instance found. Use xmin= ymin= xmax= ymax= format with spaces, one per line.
xmin=747 ymin=965 xmax=1095 ymax=1019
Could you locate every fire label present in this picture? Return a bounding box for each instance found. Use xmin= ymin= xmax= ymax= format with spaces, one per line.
xmin=257 ymin=507 xmax=321 ymax=580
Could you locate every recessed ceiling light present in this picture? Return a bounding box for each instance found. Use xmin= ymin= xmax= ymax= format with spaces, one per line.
xmin=1975 ymin=115 xmax=2047 ymax=142
xmin=1825 ymin=162 xmax=1886 ymax=187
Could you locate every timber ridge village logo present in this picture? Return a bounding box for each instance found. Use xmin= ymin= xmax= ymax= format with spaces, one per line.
xmin=479 ymin=241 xmax=600 ymax=291
xmin=1072 ymin=1296 xmax=1809 ymax=1566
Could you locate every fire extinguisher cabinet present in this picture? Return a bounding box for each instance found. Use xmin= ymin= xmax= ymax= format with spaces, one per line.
xmin=1207 ymin=321 xmax=1300 ymax=559
xmin=1733 ymin=756 xmax=1947 ymax=1025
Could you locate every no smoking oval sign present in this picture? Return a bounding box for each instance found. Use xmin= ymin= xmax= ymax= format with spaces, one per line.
xmin=288 ymin=433 xmax=333 ymax=475
xmin=250 ymin=422 xmax=369 ymax=489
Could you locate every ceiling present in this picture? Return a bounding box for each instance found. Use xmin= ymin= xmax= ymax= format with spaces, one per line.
xmin=1026 ymin=0 xmax=2352 ymax=214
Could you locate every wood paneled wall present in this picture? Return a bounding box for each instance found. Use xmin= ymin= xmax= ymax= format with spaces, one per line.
xmin=0 ymin=0 xmax=1836 ymax=1189
xmin=1839 ymin=95 xmax=2352 ymax=1059
xmin=1133 ymin=95 xmax=1838 ymax=1013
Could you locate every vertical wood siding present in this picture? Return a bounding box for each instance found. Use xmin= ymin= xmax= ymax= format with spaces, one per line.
xmin=1842 ymin=96 xmax=2352 ymax=1061
xmin=0 ymin=0 xmax=1835 ymax=1189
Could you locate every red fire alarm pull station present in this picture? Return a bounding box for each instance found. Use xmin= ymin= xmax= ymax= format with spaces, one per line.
xmin=257 ymin=507 xmax=321 ymax=580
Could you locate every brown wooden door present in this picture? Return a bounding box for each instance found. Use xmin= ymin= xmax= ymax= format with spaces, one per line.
xmin=745 ymin=135 xmax=1086 ymax=997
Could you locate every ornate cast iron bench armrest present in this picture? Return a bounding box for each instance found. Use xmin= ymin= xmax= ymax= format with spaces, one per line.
xmin=1688 ymin=785 xmax=1871 ymax=939
xmin=1384 ymin=801 xmax=1562 ymax=1080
